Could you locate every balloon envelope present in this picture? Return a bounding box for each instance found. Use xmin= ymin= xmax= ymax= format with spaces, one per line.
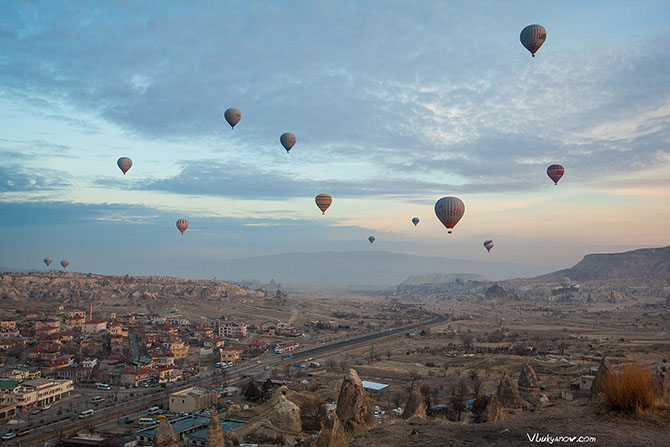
xmin=483 ymin=240 xmax=494 ymax=252
xmin=224 ymin=108 xmax=241 ymax=128
xmin=368 ymin=236 xmax=375 ymax=244
xmin=117 ymin=157 xmax=132 ymax=175
xmin=60 ymin=259 xmax=69 ymax=269
xmin=315 ymin=194 xmax=332 ymax=214
xmin=280 ymin=133 xmax=296 ymax=153
xmin=547 ymin=164 xmax=565 ymax=185
xmin=434 ymin=197 xmax=465 ymax=234
xmin=43 ymin=257 xmax=52 ymax=266
xmin=520 ymin=24 xmax=547 ymax=57
xmin=176 ymin=219 xmax=189 ymax=235
xmin=412 ymin=217 xmax=420 ymax=226
xmin=559 ymin=277 xmax=571 ymax=288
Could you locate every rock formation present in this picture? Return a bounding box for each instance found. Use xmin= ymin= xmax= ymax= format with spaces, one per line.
xmin=315 ymin=412 xmax=348 ymax=447
xmin=590 ymin=357 xmax=615 ymax=397
xmin=205 ymin=408 xmax=239 ymax=447
xmin=496 ymin=372 xmax=523 ymax=408
xmin=336 ymin=369 xmax=377 ymax=436
xmin=154 ymin=419 xmax=179 ymax=447
xmin=653 ymin=368 xmax=669 ymax=398
xmin=484 ymin=395 xmax=507 ymax=422
xmin=267 ymin=386 xmax=302 ymax=432
xmin=486 ymin=284 xmax=507 ymax=300
xmin=402 ymin=382 xmax=426 ymax=419
xmin=518 ymin=362 xmax=540 ymax=392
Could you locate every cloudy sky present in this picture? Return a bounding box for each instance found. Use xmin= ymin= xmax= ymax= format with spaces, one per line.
xmin=1 ymin=1 xmax=669 ymax=278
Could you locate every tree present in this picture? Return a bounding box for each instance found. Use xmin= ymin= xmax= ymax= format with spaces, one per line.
xmin=244 ymin=380 xmax=261 ymax=401
xmin=325 ymin=357 xmax=337 ymax=371
xmin=471 ymin=395 xmax=490 ymax=423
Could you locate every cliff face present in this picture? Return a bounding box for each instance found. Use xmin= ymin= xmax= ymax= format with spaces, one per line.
xmin=0 ymin=271 xmax=264 ymax=303
xmin=535 ymin=246 xmax=670 ymax=284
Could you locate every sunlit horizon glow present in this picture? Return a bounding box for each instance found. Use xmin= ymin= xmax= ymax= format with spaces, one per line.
xmin=1 ymin=1 xmax=669 ymax=279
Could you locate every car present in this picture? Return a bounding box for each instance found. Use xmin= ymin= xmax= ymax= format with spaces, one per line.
xmin=177 ymin=412 xmax=190 ymax=417
xmin=40 ymin=404 xmax=51 ymax=411
xmin=123 ymin=417 xmax=134 ymax=424
xmin=1 ymin=432 xmax=16 ymax=441
xmin=225 ymin=400 xmax=234 ymax=404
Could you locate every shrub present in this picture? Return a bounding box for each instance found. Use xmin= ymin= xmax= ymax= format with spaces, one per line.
xmin=600 ymin=363 xmax=659 ymax=414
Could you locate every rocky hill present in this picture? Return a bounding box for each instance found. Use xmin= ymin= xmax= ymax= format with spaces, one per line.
xmin=0 ymin=271 xmax=265 ymax=304
xmin=534 ymin=246 xmax=670 ymax=284
xmin=399 ymin=273 xmax=489 ymax=286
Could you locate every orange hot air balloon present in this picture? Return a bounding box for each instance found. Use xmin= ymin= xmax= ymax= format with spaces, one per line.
xmin=315 ymin=194 xmax=332 ymax=214
xmin=280 ymin=133 xmax=296 ymax=153
xmin=224 ymin=108 xmax=241 ymax=128
xmin=176 ymin=219 xmax=189 ymax=235
xmin=117 ymin=157 xmax=132 ymax=175
xmin=434 ymin=196 xmax=465 ymax=234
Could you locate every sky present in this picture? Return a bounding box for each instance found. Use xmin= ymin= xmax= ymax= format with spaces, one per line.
xmin=1 ymin=0 xmax=669 ymax=278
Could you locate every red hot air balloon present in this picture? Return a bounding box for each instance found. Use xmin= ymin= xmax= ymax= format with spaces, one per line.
xmin=434 ymin=197 xmax=465 ymax=234
xmin=547 ymin=164 xmax=565 ymax=185
xmin=280 ymin=133 xmax=296 ymax=153
xmin=176 ymin=219 xmax=189 ymax=235
xmin=520 ymin=24 xmax=547 ymax=57
xmin=117 ymin=157 xmax=132 ymax=175
xmin=224 ymin=108 xmax=241 ymax=129
xmin=315 ymin=194 xmax=332 ymax=214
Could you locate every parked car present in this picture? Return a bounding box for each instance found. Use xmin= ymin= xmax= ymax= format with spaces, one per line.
xmin=40 ymin=404 xmax=51 ymax=411
xmin=225 ymin=400 xmax=234 ymax=404
xmin=123 ymin=417 xmax=134 ymax=424
xmin=2 ymin=432 xmax=16 ymax=441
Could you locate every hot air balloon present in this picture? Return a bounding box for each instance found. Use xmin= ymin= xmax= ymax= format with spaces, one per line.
xmin=547 ymin=164 xmax=565 ymax=185
xmin=434 ymin=197 xmax=465 ymax=234
xmin=117 ymin=157 xmax=132 ymax=175
xmin=315 ymin=194 xmax=332 ymax=215
xmin=60 ymin=259 xmax=69 ymax=269
xmin=368 ymin=236 xmax=375 ymax=244
xmin=280 ymin=133 xmax=296 ymax=153
xmin=520 ymin=24 xmax=547 ymax=57
xmin=412 ymin=217 xmax=420 ymax=226
xmin=224 ymin=108 xmax=241 ymax=129
xmin=43 ymin=257 xmax=52 ymax=267
xmin=484 ymin=240 xmax=494 ymax=252
xmin=176 ymin=219 xmax=189 ymax=235
xmin=559 ymin=277 xmax=571 ymax=288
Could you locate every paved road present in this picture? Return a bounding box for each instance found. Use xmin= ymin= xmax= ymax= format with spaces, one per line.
xmin=6 ymin=313 xmax=445 ymax=446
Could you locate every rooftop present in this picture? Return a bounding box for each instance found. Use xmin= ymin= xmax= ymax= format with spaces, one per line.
xmin=187 ymin=421 xmax=246 ymax=441
xmin=361 ymin=381 xmax=389 ymax=391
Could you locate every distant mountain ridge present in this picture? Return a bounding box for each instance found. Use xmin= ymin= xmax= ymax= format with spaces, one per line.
xmin=213 ymin=250 xmax=547 ymax=288
xmin=534 ymin=246 xmax=670 ymax=283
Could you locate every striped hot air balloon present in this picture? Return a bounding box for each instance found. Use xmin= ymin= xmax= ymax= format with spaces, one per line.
xmin=224 ymin=108 xmax=242 ymax=129
xmin=547 ymin=164 xmax=565 ymax=185
xmin=117 ymin=157 xmax=132 ymax=175
xmin=434 ymin=197 xmax=465 ymax=234
xmin=176 ymin=219 xmax=189 ymax=235
xmin=520 ymin=24 xmax=547 ymax=57
xmin=412 ymin=217 xmax=420 ymax=226
xmin=559 ymin=277 xmax=571 ymax=288
xmin=484 ymin=240 xmax=494 ymax=252
xmin=315 ymin=194 xmax=332 ymax=215
xmin=280 ymin=133 xmax=296 ymax=153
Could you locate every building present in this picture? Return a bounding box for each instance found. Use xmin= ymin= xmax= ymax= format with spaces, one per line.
xmin=82 ymin=319 xmax=107 ymax=334
xmin=120 ymin=366 xmax=153 ymax=386
xmin=0 ymin=378 xmax=73 ymax=409
xmin=164 ymin=339 xmax=190 ymax=359
xmin=274 ymin=343 xmax=300 ymax=354
xmin=169 ymin=387 xmax=217 ymax=413
xmin=219 ymin=350 xmax=240 ymax=364
xmin=0 ymin=318 xmax=16 ymax=330
xmin=217 ymin=321 xmax=247 ymax=339
xmin=579 ymin=375 xmax=595 ymax=391
xmin=1 ymin=365 xmax=41 ymax=380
